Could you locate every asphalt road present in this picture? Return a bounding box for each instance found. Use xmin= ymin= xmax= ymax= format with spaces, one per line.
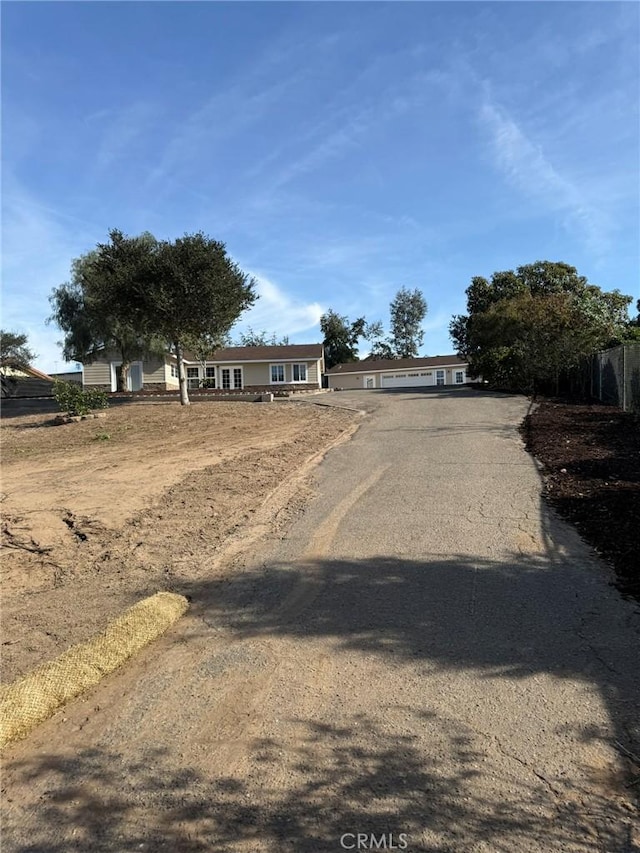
xmin=3 ymin=388 xmax=639 ymax=852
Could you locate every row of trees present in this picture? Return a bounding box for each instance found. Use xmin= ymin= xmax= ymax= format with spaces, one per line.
xmin=320 ymin=287 xmax=428 ymax=369
xmin=450 ymin=261 xmax=637 ymax=393
xmin=49 ymin=230 xmax=257 ymax=405
xmin=41 ymin=234 xmax=640 ymax=403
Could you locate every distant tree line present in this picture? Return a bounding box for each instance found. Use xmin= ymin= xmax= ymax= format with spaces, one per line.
xmin=320 ymin=287 xmax=428 ymax=370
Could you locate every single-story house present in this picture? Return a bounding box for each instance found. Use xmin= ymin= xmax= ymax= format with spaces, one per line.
xmin=327 ymin=355 xmax=471 ymax=390
xmin=82 ymin=344 xmax=325 ymax=393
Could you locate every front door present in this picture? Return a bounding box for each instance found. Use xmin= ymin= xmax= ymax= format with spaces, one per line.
xmin=365 ymin=376 xmax=375 ymax=389
xmin=129 ymin=362 xmax=143 ymax=391
xmin=221 ymin=367 xmax=243 ymax=390
xmin=110 ymin=361 xmax=143 ymax=391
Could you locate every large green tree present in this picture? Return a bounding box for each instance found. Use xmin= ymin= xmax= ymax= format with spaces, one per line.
xmin=320 ymin=310 xmax=366 ymax=369
xmin=49 ymin=235 xmax=164 ymax=392
xmin=389 ymin=287 xmax=428 ymax=359
xmin=91 ymin=230 xmax=257 ymax=405
xmin=450 ymin=261 xmax=632 ymax=392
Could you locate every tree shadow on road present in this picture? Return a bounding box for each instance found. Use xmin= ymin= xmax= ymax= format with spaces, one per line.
xmin=4 ymin=544 xmax=639 ymax=851
xmin=4 ymin=709 xmax=634 ymax=853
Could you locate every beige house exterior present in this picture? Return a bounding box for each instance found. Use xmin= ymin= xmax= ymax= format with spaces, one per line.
xmin=327 ymin=355 xmax=471 ymax=390
xmin=83 ymin=344 xmax=325 ymax=394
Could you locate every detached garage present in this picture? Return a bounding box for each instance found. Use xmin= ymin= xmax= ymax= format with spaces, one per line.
xmin=327 ymin=356 xmax=471 ymax=390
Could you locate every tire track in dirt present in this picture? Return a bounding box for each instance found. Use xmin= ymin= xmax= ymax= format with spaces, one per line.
xmin=185 ymin=463 xmax=390 ymax=777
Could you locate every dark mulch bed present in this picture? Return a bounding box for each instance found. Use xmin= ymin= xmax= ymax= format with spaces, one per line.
xmin=521 ymin=399 xmax=639 ymax=601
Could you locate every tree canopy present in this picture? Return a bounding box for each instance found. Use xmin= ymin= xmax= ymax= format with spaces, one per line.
xmin=450 ymin=261 xmax=633 ymax=392
xmin=320 ymin=310 xmax=366 ymax=369
xmin=49 ymin=235 xmax=164 ymax=392
xmin=54 ymin=229 xmax=257 ymax=404
xmin=388 ymin=287 xmax=428 ymax=359
xmin=0 ymin=330 xmax=36 ymax=370
xmin=363 ymin=321 xmax=396 ymax=361
xmin=237 ymin=328 xmax=290 ymax=347
xmin=360 ymin=288 xmax=428 ymax=360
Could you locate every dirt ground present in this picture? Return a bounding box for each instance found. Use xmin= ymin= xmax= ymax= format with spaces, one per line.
xmin=522 ymin=399 xmax=639 ymax=600
xmin=1 ymin=400 xmax=357 ymax=683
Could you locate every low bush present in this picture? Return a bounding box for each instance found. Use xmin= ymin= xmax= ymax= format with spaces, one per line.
xmin=53 ymin=381 xmax=109 ymax=417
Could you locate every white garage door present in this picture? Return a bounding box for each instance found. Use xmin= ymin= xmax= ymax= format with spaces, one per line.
xmin=381 ymin=371 xmax=434 ymax=389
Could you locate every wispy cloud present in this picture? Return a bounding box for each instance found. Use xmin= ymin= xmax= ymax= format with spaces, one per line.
xmin=146 ymin=76 xmax=295 ymax=188
xmin=233 ymin=274 xmax=324 ymax=340
xmin=92 ymin=102 xmax=158 ymax=172
xmin=478 ymin=89 xmax=612 ymax=256
xmin=145 ymin=28 xmax=351 ymax=191
xmin=1 ymin=178 xmax=100 ymax=370
xmin=259 ymin=68 xmax=445 ymax=195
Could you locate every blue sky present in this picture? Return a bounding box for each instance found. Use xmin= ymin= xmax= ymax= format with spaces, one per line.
xmin=2 ymin=1 xmax=638 ymax=372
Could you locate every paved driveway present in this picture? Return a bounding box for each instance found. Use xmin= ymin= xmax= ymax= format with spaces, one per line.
xmin=4 ymin=388 xmax=639 ymax=852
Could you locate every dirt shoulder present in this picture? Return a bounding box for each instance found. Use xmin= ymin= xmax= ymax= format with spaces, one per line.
xmin=1 ymin=400 xmax=357 ymax=682
xmin=522 ymin=399 xmax=639 ymax=600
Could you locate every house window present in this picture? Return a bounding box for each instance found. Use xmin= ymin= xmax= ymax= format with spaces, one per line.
xmin=170 ymin=364 xmax=178 ymax=379
xmin=187 ymin=366 xmax=200 ymax=390
xmin=455 ymin=370 xmax=465 ymax=384
xmin=204 ymin=366 xmax=216 ymax=388
xmin=436 ymin=370 xmax=445 ymax=386
xmin=222 ymin=367 xmax=243 ymax=390
xmin=271 ymin=364 xmax=285 ymax=383
xmin=292 ymin=364 xmax=307 ymax=382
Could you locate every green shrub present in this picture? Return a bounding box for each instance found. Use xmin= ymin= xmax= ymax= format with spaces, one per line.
xmin=53 ymin=380 xmax=109 ymax=416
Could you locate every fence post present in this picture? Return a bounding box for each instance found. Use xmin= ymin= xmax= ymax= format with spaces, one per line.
xmin=598 ymin=352 xmax=601 ymax=401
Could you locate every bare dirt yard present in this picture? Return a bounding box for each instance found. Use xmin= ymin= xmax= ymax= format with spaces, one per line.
xmin=1 ymin=399 xmax=357 ymax=683
xmin=522 ymin=399 xmax=639 ymax=601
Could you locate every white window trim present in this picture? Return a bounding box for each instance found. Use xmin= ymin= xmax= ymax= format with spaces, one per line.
xmin=454 ymin=370 xmax=465 ymax=385
xmin=291 ymin=363 xmax=308 ymax=383
xmin=204 ymin=365 xmax=217 ymax=387
xmin=270 ymin=363 xmax=286 ymax=384
xmin=111 ymin=360 xmax=143 ymax=392
xmin=186 ymin=365 xmax=200 ymax=390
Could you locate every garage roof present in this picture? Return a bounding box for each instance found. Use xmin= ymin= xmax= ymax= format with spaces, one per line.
xmin=327 ymin=355 xmax=467 ymax=374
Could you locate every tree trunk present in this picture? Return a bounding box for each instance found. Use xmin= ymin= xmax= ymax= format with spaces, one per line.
xmin=118 ymin=361 xmax=130 ymax=393
xmin=175 ymin=340 xmax=190 ymax=406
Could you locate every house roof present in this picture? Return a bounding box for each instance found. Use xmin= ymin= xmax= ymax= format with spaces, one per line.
xmin=0 ymin=361 xmax=54 ymax=381
xmin=327 ymin=355 xmax=467 ymax=374
xmin=183 ymin=343 xmax=324 ymax=363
